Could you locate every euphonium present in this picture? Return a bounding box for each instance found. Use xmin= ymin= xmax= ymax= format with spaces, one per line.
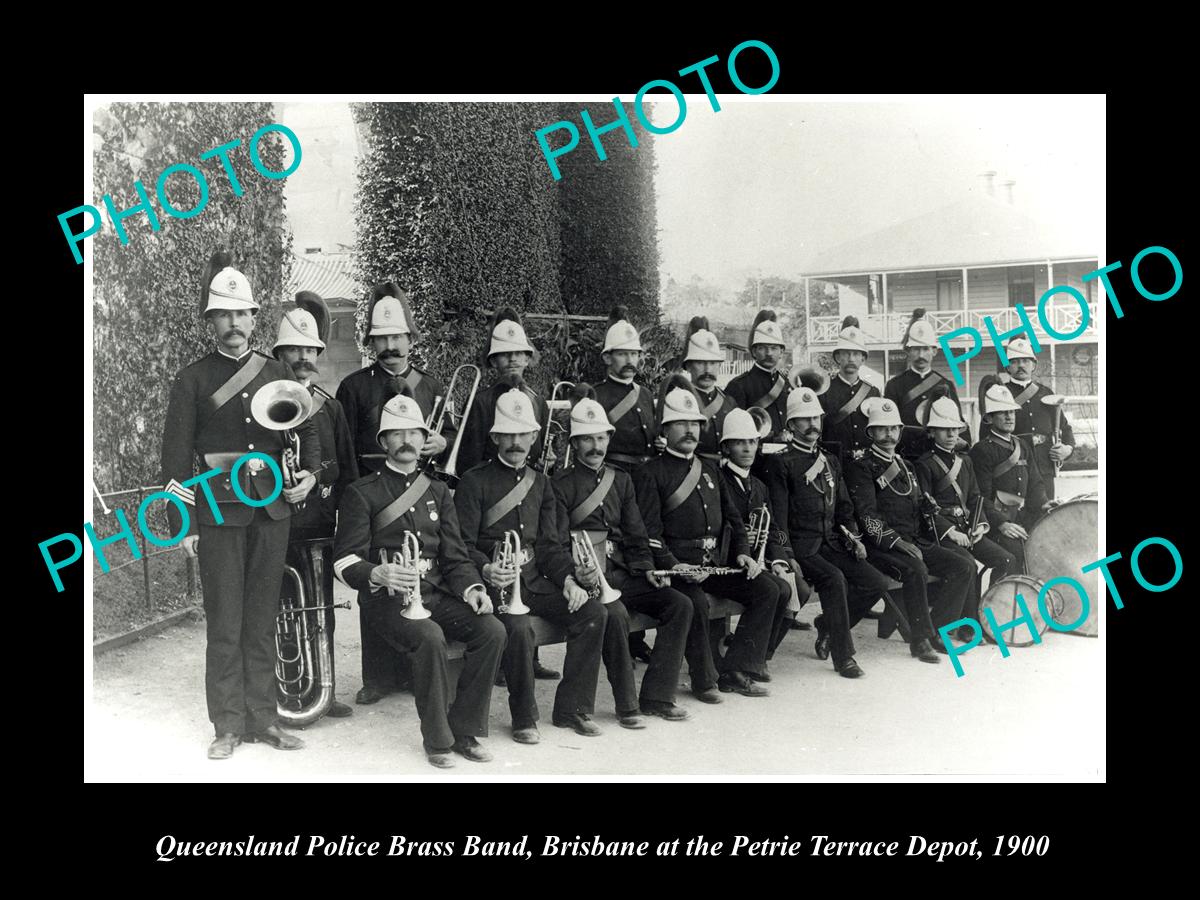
xmin=788 ymin=364 xmax=830 ymax=395
xmin=251 ymin=379 xmax=314 ymax=510
xmin=494 ymin=529 xmax=531 ymax=615
xmin=747 ymin=505 xmax=771 ymax=568
xmin=570 ymin=532 xmax=621 ymax=605
xmin=275 ymin=539 xmax=351 ymax=726
xmin=436 ymin=364 xmax=481 ymax=483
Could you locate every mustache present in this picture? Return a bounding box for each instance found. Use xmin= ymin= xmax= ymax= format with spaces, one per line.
xmin=378 ymin=349 xmax=403 ymax=360
xmin=292 ymin=361 xmax=319 ymax=375
xmin=397 ymin=443 xmax=417 ymax=454
xmin=223 ymin=328 xmax=245 ymax=338
xmin=620 ymin=364 xmax=637 ymax=375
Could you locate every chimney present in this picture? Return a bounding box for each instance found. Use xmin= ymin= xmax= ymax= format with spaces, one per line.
xmin=1002 ymin=179 xmax=1016 ymax=205
xmin=980 ymin=170 xmax=997 ymax=197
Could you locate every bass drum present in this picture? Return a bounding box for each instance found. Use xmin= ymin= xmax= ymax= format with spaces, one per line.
xmin=979 ymin=575 xmax=1063 ymax=647
xmin=1025 ymin=493 xmax=1099 ymax=637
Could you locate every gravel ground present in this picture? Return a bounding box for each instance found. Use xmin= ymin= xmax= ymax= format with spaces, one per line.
xmin=88 ymin=573 xmax=1105 ymax=781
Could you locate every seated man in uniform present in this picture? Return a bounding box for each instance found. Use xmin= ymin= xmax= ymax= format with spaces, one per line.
xmin=843 ymin=398 xmax=976 ymax=663
xmin=634 ymin=386 xmax=782 ymax=700
xmin=333 ymin=395 xmax=506 ymax=768
xmin=455 ymin=389 xmax=606 ymax=744
xmin=553 ymin=390 xmax=694 ymax=725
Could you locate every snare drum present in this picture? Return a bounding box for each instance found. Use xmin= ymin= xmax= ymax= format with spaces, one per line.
xmin=979 ymin=575 xmax=1063 ymax=647
xmin=1026 ymin=493 xmax=1099 ymax=637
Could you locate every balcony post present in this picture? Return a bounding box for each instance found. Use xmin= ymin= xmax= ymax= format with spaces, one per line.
xmin=804 ymin=276 xmax=811 ymax=357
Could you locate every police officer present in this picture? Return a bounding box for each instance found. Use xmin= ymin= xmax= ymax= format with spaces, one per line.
xmin=634 ymin=387 xmax=781 ymax=700
xmin=337 ymin=284 xmax=452 ymax=706
xmin=762 ymin=388 xmax=888 ymax=679
xmin=664 ymin=318 xmax=736 ymax=462
xmin=454 ymin=390 xmax=606 ymax=744
xmin=978 ymin=338 xmax=1075 ymax=500
xmin=593 ymin=306 xmax=663 ymax=473
xmin=821 ymin=318 xmax=880 ymax=461
xmin=844 ymin=398 xmax=976 ymax=663
xmin=884 ymin=309 xmax=965 ymax=461
xmin=271 ymin=292 xmax=358 ymax=720
xmin=161 ymin=250 xmax=320 ymax=759
xmin=914 ymin=397 xmax=1016 ymax=631
xmin=553 ymin=393 xmax=694 ymax=725
xmin=333 ymin=395 xmax=505 ymax=768
xmin=725 ymin=310 xmax=791 ymax=442
xmin=968 ymin=383 xmax=1049 ymax=573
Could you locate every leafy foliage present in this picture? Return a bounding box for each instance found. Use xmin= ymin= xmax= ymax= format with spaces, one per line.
xmin=92 ymin=102 xmax=294 ymax=493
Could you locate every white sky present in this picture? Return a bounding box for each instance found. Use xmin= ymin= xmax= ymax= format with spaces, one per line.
xmin=653 ymin=95 xmax=1105 ymax=288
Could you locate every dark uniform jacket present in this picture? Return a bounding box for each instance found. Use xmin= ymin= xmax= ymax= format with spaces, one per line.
xmin=455 ymin=381 xmax=549 ymax=475
xmin=693 ymin=385 xmax=738 ymax=457
xmin=551 ymin=463 xmax=654 ymax=575
xmin=845 ymin=445 xmax=939 ymax=548
xmin=979 ymin=376 xmax=1075 ymax=484
xmin=633 ymin=451 xmax=749 ymax=569
xmin=453 ymin=458 xmax=572 ymax=596
xmin=161 ymin=349 xmax=319 ymax=536
xmin=725 ymin=364 xmax=791 ymax=440
xmin=336 ymin=361 xmax=447 ymax=475
xmin=762 ymin=441 xmax=859 ymax=560
xmin=884 ymin=368 xmax=965 ymax=460
xmin=719 ymin=461 xmax=787 ymax=564
xmin=289 ymin=387 xmax=359 ymax=538
xmin=333 ymin=464 xmax=482 ymax=606
xmin=914 ymin=446 xmax=983 ymax=538
xmin=968 ymin=429 xmax=1047 ymax=529
xmin=820 ymin=374 xmax=880 ymax=460
xmin=594 ymin=376 xmax=658 ymax=465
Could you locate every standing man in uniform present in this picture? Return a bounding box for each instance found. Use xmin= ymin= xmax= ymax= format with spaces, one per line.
xmin=725 ymin=310 xmax=792 ymax=443
xmin=662 ymin=318 xmax=737 ymax=463
xmin=271 ymin=292 xmax=358 ymax=720
xmin=455 ymin=390 xmax=606 ymax=743
xmin=763 ymin=388 xmax=887 ymax=679
xmin=634 ymin=386 xmax=782 ymax=700
xmin=333 ymin=395 xmax=505 ymax=768
xmin=161 ymin=250 xmax=320 ymax=759
xmin=337 ymin=283 xmax=450 ymax=706
xmin=593 ymin=306 xmax=664 ymax=474
xmin=821 ymin=317 xmax=881 ymax=462
xmin=553 ymin=393 xmax=694 ymax=725
xmin=884 ymin=309 xmax=965 ymax=461
xmin=978 ymin=338 xmax=1075 ymax=500
xmin=843 ymin=398 xmax=976 ymax=663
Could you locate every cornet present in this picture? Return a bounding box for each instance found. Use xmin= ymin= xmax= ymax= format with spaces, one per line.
xmin=250 ymin=379 xmax=314 ymax=510
xmin=747 ymin=505 xmax=771 ymax=568
xmin=378 ymin=533 xmax=432 ymax=620
xmin=570 ymin=532 xmax=621 ymax=605
xmin=493 ymin=530 xmax=531 ymax=615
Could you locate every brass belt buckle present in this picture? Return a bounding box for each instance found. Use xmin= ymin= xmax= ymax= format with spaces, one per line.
xmin=247 ymin=456 xmax=266 ymax=475
xmin=1032 ymin=434 xmax=1048 ymax=446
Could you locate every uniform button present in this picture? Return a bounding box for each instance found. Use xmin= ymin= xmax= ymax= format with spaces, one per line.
xmin=248 ymin=443 xmax=254 ymax=450
xmin=242 ymin=392 xmax=249 ymax=399
xmin=245 ymin=417 xmax=251 ymax=423
xmin=416 ymin=531 xmax=421 ymax=536
xmin=410 ymin=507 xmax=415 ymax=512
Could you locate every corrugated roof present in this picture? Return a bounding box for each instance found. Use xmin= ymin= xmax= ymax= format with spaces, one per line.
xmin=288 ymin=253 xmax=360 ymax=301
xmin=800 ymin=195 xmax=1094 ymax=276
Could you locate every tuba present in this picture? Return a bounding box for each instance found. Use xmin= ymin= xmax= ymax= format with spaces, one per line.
xmin=747 ymin=505 xmax=771 ymax=568
xmin=251 ymin=379 xmax=314 ymax=510
xmin=570 ymin=532 xmax=621 ymax=604
xmin=276 ymin=539 xmax=351 ymax=726
xmin=378 ymin=533 xmax=432 ymax=620
xmin=788 ymin=365 xmax=830 ymax=395
xmin=494 ymin=530 xmax=531 ymax=615
xmin=434 ymin=364 xmax=481 ymax=485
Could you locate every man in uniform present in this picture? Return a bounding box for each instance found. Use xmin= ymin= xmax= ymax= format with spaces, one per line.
xmin=271 ymin=292 xmax=358 ymax=720
xmin=336 ymin=283 xmax=450 ymax=706
xmin=884 ymin=309 xmax=965 ymax=461
xmin=820 ymin=317 xmax=880 ymax=461
xmin=716 ymin=408 xmax=805 ymax=672
xmin=762 ymin=388 xmax=888 ymax=679
xmin=914 ymin=397 xmax=1016 ymax=631
xmin=844 ymin=398 xmax=976 ymax=663
xmin=455 ymin=390 xmax=606 ymax=743
xmin=333 ymin=395 xmax=505 ymax=768
xmin=968 ymin=383 xmax=1049 ymax=573
xmin=725 ymin=310 xmax=792 ymax=442
xmin=978 ymin=338 xmax=1075 ymax=500
xmin=665 ymin=318 xmax=737 ymax=462
xmin=634 ymin=386 xmax=782 ymax=700
xmin=553 ymin=393 xmax=694 ymax=724
xmin=593 ymin=306 xmax=663 ymax=473
xmin=161 ymin=251 xmax=320 ymax=759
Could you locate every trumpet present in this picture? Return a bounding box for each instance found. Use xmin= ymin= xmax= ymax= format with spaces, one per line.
xmin=435 ymin=363 xmax=481 ymax=484
xmin=570 ymin=532 xmax=621 ymax=605
xmin=493 ymin=529 xmax=531 ymax=615
xmin=250 ymin=379 xmax=313 ymax=510
xmin=378 ymin=533 xmax=432 ymax=620
xmin=537 ymin=381 xmax=575 ymax=472
xmin=747 ymin=505 xmax=771 ymax=568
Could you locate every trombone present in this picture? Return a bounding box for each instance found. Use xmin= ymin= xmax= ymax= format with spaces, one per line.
xmin=250 ymin=379 xmax=314 ymax=510
xmin=747 ymin=505 xmax=771 ymax=568
xmin=537 ymin=380 xmax=574 ymax=473
xmin=434 ymin=363 xmax=481 ymax=485
xmin=493 ymin=530 xmax=531 ymax=615
xmin=377 ymin=533 xmax=432 ymax=620
xmin=570 ymin=532 xmax=621 ymax=605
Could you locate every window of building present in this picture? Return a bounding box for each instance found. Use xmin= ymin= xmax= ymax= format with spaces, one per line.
xmin=1008 ymin=266 xmax=1035 ymax=307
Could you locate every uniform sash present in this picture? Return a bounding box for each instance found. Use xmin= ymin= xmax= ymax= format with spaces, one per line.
xmin=931 ymin=454 xmax=966 ymax=507
xmin=402 ymin=368 xmax=423 ymax=394
xmin=991 ymin=436 xmax=1025 ymax=479
xmin=828 ymin=381 xmax=872 ymax=425
xmin=752 ymin=373 xmax=785 ymax=409
xmin=901 ymin=372 xmax=942 ymax=406
xmin=664 ymin=458 xmax=703 ymax=513
xmin=1012 ymin=381 xmax=1039 ymax=406
xmin=700 ymin=389 xmax=726 ymax=420
xmin=569 ymin=467 xmax=616 ymax=527
xmin=308 ymin=391 xmax=327 ymax=418
xmin=607 ymin=386 xmax=641 ymax=424
xmin=874 ymin=457 xmax=905 ymax=491
xmin=204 ymin=354 xmax=267 ymax=419
xmin=483 ymin=467 xmax=536 ymax=528
xmin=372 ymin=474 xmax=433 ymax=533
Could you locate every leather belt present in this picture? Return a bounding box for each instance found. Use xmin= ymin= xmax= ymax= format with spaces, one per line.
xmin=607 ymin=451 xmax=651 ymax=466
xmin=669 ymin=536 xmax=717 ymax=550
